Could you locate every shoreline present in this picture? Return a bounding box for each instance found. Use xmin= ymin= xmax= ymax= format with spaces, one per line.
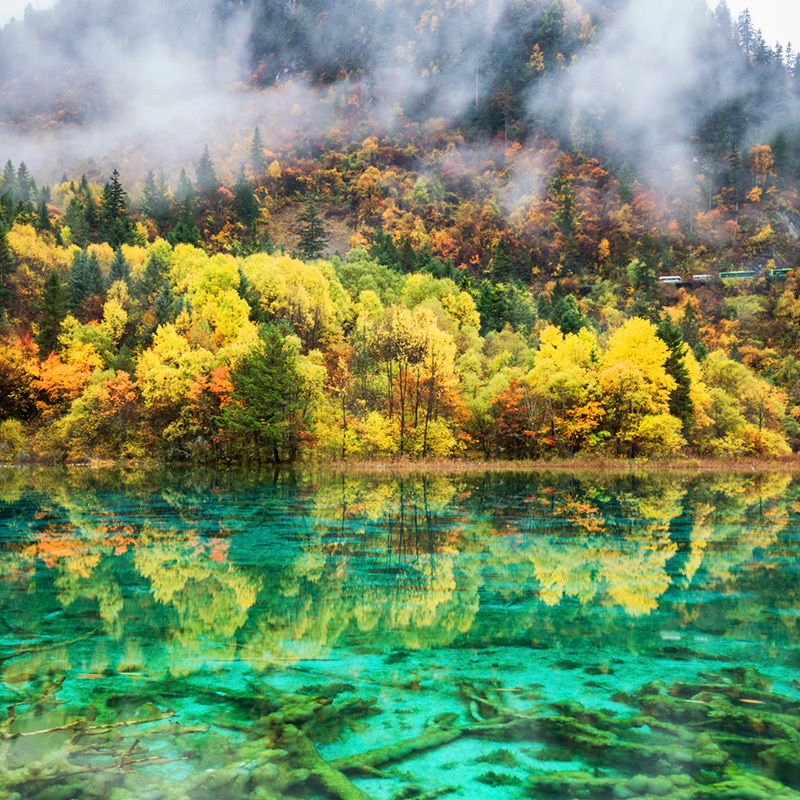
xmin=6 ymin=454 xmax=800 ymax=474
xmin=314 ymin=454 xmax=800 ymax=474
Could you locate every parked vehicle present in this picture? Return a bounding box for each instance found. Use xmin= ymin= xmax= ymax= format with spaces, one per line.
xmin=719 ymin=270 xmax=758 ymax=280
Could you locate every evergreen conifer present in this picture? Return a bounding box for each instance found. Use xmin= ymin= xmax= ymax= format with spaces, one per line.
xmin=297 ymin=197 xmax=330 ymax=259
xmin=0 ymin=223 xmax=16 ymax=313
xmin=37 ymin=272 xmax=68 ymax=354
xmin=195 ymin=146 xmax=218 ymax=196
xmin=250 ymin=127 xmax=267 ymax=174
xmin=109 ymin=248 xmax=131 ymax=284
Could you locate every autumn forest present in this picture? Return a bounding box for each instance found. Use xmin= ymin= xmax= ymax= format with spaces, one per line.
xmin=1 ymin=0 xmax=800 ymax=464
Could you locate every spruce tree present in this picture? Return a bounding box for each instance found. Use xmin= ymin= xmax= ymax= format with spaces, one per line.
xmin=69 ymin=250 xmax=89 ymax=309
xmin=370 ymin=229 xmax=399 ymax=268
xmin=37 ymin=272 xmax=68 ymax=355
xmin=141 ymin=170 xmax=171 ymax=227
xmin=14 ymin=199 xmax=34 ymax=225
xmin=398 ymin=236 xmax=415 ymax=272
xmin=137 ymin=249 xmax=169 ymax=303
xmin=537 ymin=292 xmax=551 ymax=321
xmin=154 ymin=280 xmax=177 ymax=326
xmin=109 ymin=248 xmax=131 ymax=284
xmin=477 ymin=280 xmax=506 ymax=334
xmin=0 ymin=195 xmax=13 ymax=228
xmin=64 ymin=197 xmax=90 ymax=248
xmin=551 ymin=294 xmax=586 ymax=335
xmin=296 ymin=197 xmax=330 ymax=259
xmin=222 ymin=322 xmax=311 ymax=462
xmin=232 ymin=167 xmax=259 ymax=228
xmin=84 ymin=252 xmax=104 ymax=296
xmin=491 ymin=235 xmax=513 ymax=282
xmin=99 ymin=169 xmax=135 ymax=248
xmin=141 ymin=170 xmax=158 ymax=219
xmin=0 ymin=223 xmax=16 ymax=313
xmin=175 ymin=168 xmax=195 ymax=204
xmin=250 ymin=126 xmax=267 ymax=174
xmin=1 ymin=160 xmax=15 ymax=196
xmin=195 ymin=145 xmax=217 ymax=196
xmin=657 ymin=317 xmax=694 ymax=436
xmin=35 ymin=197 xmax=52 ymax=233
xmin=168 ymin=199 xmax=200 ymax=246
xmin=82 ymin=180 xmax=99 ymax=240
xmin=16 ymin=163 xmax=31 ymax=203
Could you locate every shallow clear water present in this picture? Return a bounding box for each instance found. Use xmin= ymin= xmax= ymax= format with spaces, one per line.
xmin=2 ymin=466 xmax=800 ymax=800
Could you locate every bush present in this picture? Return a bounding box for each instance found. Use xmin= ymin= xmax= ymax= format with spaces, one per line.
xmin=0 ymin=419 xmax=26 ymax=462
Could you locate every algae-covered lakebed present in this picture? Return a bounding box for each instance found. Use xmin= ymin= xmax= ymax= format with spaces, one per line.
xmin=3 ymin=467 xmax=800 ymax=800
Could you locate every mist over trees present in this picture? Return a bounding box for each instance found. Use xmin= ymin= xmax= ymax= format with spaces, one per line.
xmin=1 ymin=0 xmax=799 ymax=188
xmin=1 ymin=0 xmax=800 ymax=464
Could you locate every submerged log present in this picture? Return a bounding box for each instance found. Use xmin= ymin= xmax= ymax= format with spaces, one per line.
xmin=330 ymin=724 xmax=463 ymax=774
xmin=276 ymin=723 xmax=371 ymax=800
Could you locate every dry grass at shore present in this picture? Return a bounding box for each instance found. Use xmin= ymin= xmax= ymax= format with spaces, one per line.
xmin=312 ymin=454 xmax=800 ymax=475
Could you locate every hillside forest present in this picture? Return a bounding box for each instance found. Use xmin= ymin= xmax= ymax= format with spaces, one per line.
xmin=1 ymin=0 xmax=800 ymax=463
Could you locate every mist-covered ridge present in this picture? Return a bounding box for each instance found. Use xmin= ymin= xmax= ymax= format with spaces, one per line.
xmin=1 ymin=0 xmax=799 ymax=188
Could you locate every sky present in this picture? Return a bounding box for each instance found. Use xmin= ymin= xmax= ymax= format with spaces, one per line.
xmin=716 ymin=0 xmax=800 ymax=49
xmin=1 ymin=0 xmax=56 ymax=26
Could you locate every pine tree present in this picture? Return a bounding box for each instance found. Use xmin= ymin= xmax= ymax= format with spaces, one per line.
xmin=250 ymin=126 xmax=267 ymax=174
xmin=37 ymin=272 xmax=68 ymax=354
xmin=296 ymin=197 xmax=330 ymax=259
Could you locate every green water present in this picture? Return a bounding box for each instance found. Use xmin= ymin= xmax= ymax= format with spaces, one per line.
xmin=2 ymin=467 xmax=800 ymax=800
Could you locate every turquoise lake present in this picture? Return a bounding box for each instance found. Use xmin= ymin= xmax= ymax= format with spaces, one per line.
xmin=2 ymin=466 xmax=800 ymax=800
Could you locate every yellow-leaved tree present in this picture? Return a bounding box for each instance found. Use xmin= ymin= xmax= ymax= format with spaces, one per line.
xmin=599 ymin=317 xmax=685 ymax=457
xmin=528 ymin=324 xmax=603 ymax=456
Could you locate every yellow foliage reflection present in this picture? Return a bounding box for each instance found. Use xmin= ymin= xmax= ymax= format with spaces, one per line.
xmin=2 ymin=467 xmax=800 ymax=677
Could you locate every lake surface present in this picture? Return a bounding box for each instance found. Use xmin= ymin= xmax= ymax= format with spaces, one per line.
xmin=2 ymin=466 xmax=800 ymax=800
